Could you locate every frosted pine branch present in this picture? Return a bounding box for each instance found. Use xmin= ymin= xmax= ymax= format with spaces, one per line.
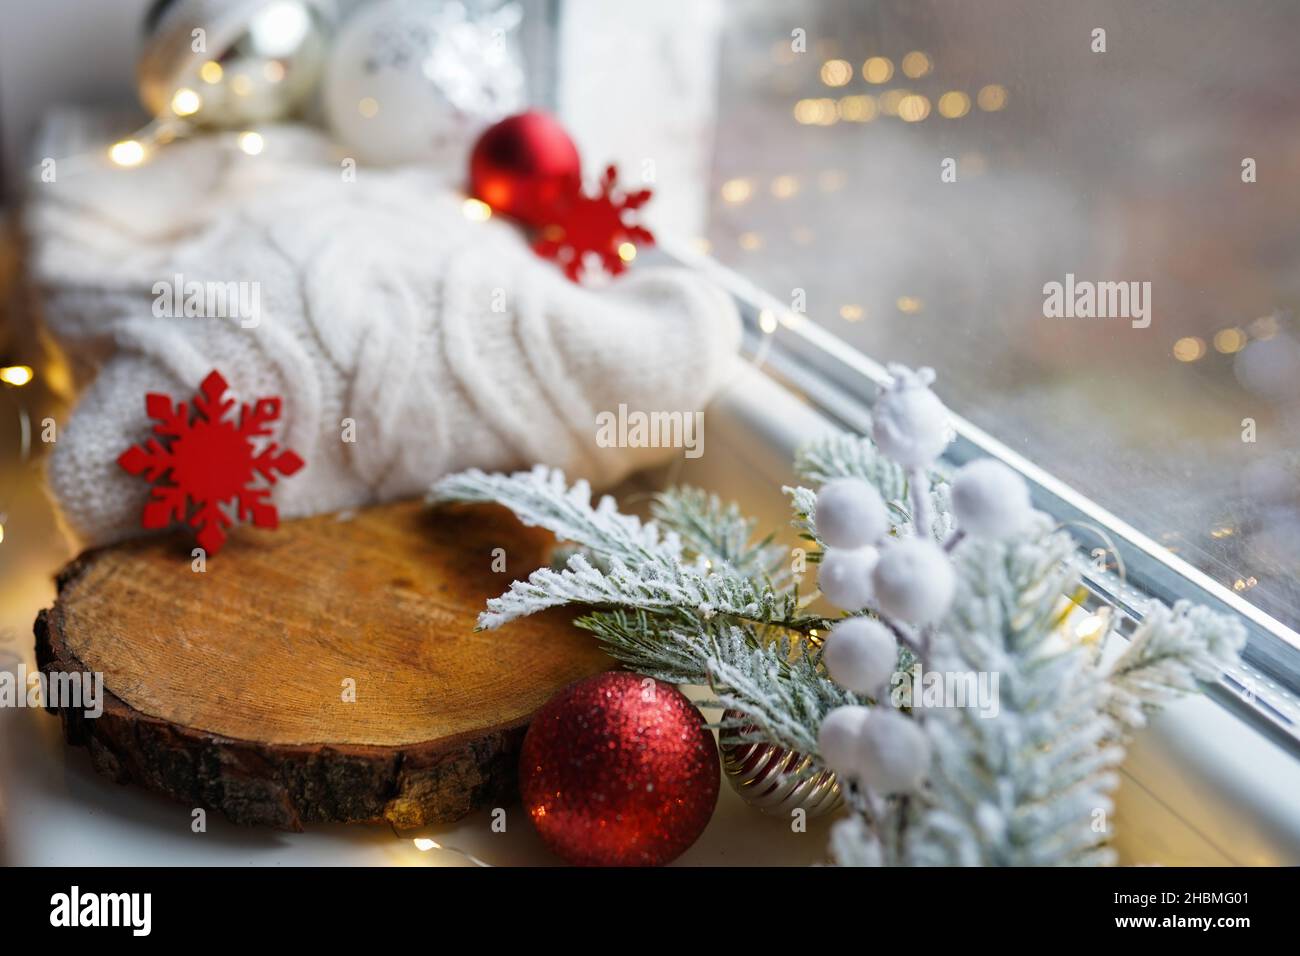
xmin=474 ymin=544 xmax=826 ymax=638
xmin=433 ymin=406 xmax=1245 ymax=869
xmin=700 ymin=623 xmax=859 ymax=754
xmin=572 ymin=593 xmax=861 ymax=762
xmin=793 ymin=433 xmax=952 ymax=538
xmin=1104 ymin=600 xmax=1247 ymax=732
xmin=794 ymin=431 xmax=909 ymax=501
xmin=651 ymin=487 xmax=788 ymax=582
xmin=785 ymin=484 xmax=821 ymax=544
xmin=476 ymin=550 xmax=810 ymax=630
xmin=579 ymin=612 xmax=857 ymax=755
xmin=430 ymin=466 xmax=682 ymax=566
xmin=867 ymin=523 xmax=1127 ymax=866
xmin=576 ymin=609 xmax=710 ymax=685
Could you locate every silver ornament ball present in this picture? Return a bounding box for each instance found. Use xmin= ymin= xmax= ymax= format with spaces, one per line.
xmin=139 ymin=0 xmax=336 ymax=127
xmin=721 ymin=711 xmax=843 ymax=819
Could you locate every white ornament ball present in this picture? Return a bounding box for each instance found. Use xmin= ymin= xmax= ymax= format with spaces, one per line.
xmin=323 ymin=0 xmax=525 ymax=167
xmin=872 ymin=366 xmax=951 ymax=468
xmin=823 ymin=618 xmax=898 ymax=696
xmin=951 ymin=459 xmax=1033 ymax=538
xmin=818 ymin=546 xmax=879 ymax=611
xmin=817 ymin=705 xmax=870 ymax=777
xmin=815 ymin=478 xmax=889 ymax=549
xmin=856 ymin=709 xmax=931 ymax=794
xmin=871 ymin=538 xmax=955 ymax=624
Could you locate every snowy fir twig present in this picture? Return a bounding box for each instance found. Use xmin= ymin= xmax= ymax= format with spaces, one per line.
xmin=431 ymin=363 xmax=1245 ymax=866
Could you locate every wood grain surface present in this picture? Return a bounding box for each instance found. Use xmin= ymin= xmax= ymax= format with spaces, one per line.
xmin=35 ymin=500 xmax=611 ymax=830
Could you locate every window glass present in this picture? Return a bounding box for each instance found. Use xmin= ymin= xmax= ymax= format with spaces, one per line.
xmin=707 ymin=0 xmax=1300 ymax=632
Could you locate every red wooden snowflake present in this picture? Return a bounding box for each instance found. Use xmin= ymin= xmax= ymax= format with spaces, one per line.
xmin=117 ymin=370 xmax=304 ymax=555
xmin=532 ymin=164 xmax=654 ymax=282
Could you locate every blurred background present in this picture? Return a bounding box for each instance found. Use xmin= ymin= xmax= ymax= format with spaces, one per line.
xmin=2 ymin=0 xmax=1299 ymax=635
xmin=705 ymin=0 xmax=1300 ymax=633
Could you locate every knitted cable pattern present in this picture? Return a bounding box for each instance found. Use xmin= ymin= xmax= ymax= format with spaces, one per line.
xmin=29 ymin=125 xmax=741 ymax=546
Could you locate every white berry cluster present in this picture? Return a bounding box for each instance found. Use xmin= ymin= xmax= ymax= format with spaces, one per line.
xmin=816 ymin=365 xmax=1035 ymax=795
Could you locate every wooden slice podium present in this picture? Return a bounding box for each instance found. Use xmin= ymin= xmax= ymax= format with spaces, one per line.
xmin=35 ymin=501 xmax=611 ymax=830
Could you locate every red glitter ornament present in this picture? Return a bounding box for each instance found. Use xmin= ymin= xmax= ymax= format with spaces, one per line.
xmin=519 ymin=671 xmax=719 ymax=866
xmin=469 ymin=110 xmax=582 ymax=226
xmin=117 ymin=370 xmax=304 ymax=555
xmin=532 ymin=164 xmax=654 ymax=282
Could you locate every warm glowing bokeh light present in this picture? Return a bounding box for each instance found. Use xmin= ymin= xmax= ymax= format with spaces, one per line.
xmin=108 ymin=139 xmax=146 ymax=167
xmin=977 ymin=84 xmax=1008 ymax=111
xmin=721 ymin=177 xmax=754 ymax=203
xmin=898 ymin=94 xmax=931 ymax=122
xmin=938 ymin=91 xmax=971 ymax=119
xmin=1213 ymin=327 xmax=1247 ymax=354
xmin=901 ymin=51 xmax=932 ymax=78
xmin=0 ymin=365 xmax=33 ymax=386
xmin=877 ymin=89 xmax=909 ymax=117
xmin=793 ymin=98 xmax=839 ymax=125
xmin=863 ymin=57 xmax=894 ymax=84
xmin=820 ymin=58 xmax=854 ymax=87
xmin=462 ymin=198 xmax=492 ymax=221
xmin=770 ymin=175 xmax=800 ymax=198
xmin=171 ymin=88 xmax=202 ymax=117
xmin=837 ymin=94 xmax=877 ymax=122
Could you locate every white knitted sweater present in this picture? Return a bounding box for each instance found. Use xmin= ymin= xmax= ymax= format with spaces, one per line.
xmin=30 ymin=125 xmax=741 ymax=547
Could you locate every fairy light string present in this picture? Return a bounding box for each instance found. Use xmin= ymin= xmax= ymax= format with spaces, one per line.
xmin=0 ymin=372 xmax=34 ymax=545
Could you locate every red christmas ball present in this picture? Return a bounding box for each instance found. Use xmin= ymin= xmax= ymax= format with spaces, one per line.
xmin=519 ymin=672 xmax=719 ymax=866
xmin=469 ymin=110 xmax=582 ymax=226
